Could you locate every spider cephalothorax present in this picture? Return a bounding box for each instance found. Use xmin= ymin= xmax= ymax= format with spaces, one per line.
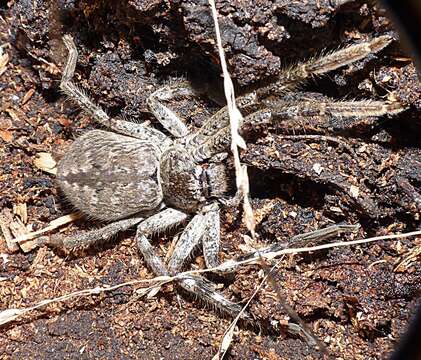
xmin=49 ymin=32 xmax=405 ymax=319
xmin=160 ymin=146 xmax=207 ymax=212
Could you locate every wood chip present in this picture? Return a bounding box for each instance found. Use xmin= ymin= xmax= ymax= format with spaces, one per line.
xmin=0 ymin=208 xmax=19 ymax=252
xmin=0 ymin=117 xmax=13 ymax=130
xmin=34 ymin=152 xmax=57 ymax=175
xmin=0 ymin=130 xmax=13 ymax=142
xmin=1 ymin=207 xmax=37 ymax=253
xmin=350 ymin=185 xmax=360 ymax=199
xmin=8 ymin=215 xmax=36 ymax=253
xmin=312 ymin=163 xmax=323 ymax=175
xmin=0 ymin=52 xmax=9 ymax=76
xmin=2 ymin=208 xmax=81 ymax=253
xmin=13 ymin=203 xmax=28 ymax=224
xmin=5 ymin=108 xmax=20 ymax=123
xmin=18 ymin=239 xmax=40 ymax=253
xmin=21 ymin=88 xmax=35 ymax=105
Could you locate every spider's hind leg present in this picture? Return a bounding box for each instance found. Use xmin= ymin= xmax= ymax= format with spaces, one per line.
xmin=44 ymin=216 xmax=144 ymax=252
xmin=266 ymin=93 xmax=406 ymax=133
xmin=60 ymin=35 xmax=169 ymax=145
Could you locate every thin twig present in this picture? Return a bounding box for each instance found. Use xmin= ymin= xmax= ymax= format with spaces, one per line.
xmin=199 ymin=229 xmax=421 ymax=274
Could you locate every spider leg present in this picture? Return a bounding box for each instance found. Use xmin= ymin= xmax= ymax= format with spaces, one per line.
xmin=267 ymin=95 xmax=405 ymax=131
xmin=189 ymin=91 xmax=405 ymax=161
xmin=188 ymin=35 xmax=398 ymax=152
xmin=135 ymin=208 xmax=249 ymax=319
xmin=167 ymin=204 xmax=221 ymax=272
xmin=178 ymin=274 xmax=248 ymax=319
xmin=167 ymin=213 xmax=208 ymax=273
xmin=147 ymin=83 xmax=197 ymax=138
xmin=44 ymin=216 xmax=144 ymax=251
xmin=60 ymin=35 xmax=169 ymax=146
xmin=188 ymin=109 xmax=272 ymax=162
xmin=201 ymin=205 xmax=221 ymax=269
xmin=187 ymin=92 xmax=260 ymax=147
xmin=135 ymin=208 xmax=189 ymax=275
xmin=258 ymin=35 xmax=394 ymax=97
xmin=219 ymin=224 xmax=360 ymax=273
xmin=45 ymin=208 xmax=187 ymax=252
xmin=138 ymin=232 xmax=247 ymax=319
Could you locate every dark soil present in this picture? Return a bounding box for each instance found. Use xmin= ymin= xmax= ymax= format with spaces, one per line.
xmin=0 ymin=1 xmax=420 ymax=359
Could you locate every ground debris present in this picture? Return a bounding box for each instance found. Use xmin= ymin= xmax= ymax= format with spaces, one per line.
xmin=1 ymin=0 xmax=420 ymax=359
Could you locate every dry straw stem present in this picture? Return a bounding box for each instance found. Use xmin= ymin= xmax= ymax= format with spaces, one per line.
xmin=1 ymin=229 xmax=419 ymax=327
xmin=207 ymin=2 xmax=258 ymax=353
xmin=209 ymin=229 xmax=421 ymax=359
xmin=211 ymin=229 xmax=421 ymax=272
xmin=213 ymin=262 xmax=279 ymax=360
xmin=11 ymin=212 xmax=82 ymax=243
xmin=208 ymin=0 xmax=256 ymax=236
xmin=0 ymin=276 xmax=172 ymax=326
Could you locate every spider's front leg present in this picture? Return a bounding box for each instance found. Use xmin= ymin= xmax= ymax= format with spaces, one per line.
xmin=167 ymin=204 xmax=221 ymax=272
xmin=187 ymin=95 xmax=406 ymax=162
xmin=136 ymin=204 xmax=248 ymax=319
xmin=263 ymin=93 xmax=406 ymax=132
xmin=258 ymin=35 xmax=396 ymax=96
xmin=135 ymin=208 xmax=189 ymax=275
xmin=188 ymin=35 xmax=403 ymax=150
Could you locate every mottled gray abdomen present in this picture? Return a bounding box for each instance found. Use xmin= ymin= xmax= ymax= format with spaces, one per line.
xmin=57 ymin=130 xmax=163 ymax=221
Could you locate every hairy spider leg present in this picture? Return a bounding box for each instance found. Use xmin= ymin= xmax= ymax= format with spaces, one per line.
xmin=188 ymin=35 xmax=402 ymax=154
xmin=60 ymin=35 xmax=170 ymax=148
xmin=167 ymin=204 xmax=220 ymax=272
xmin=257 ymin=35 xmax=395 ymax=97
xmin=187 ymin=92 xmax=260 ymax=147
xmin=265 ymin=94 xmax=406 ymax=131
xmin=135 ymin=206 xmax=249 ymax=319
xmin=45 ymin=217 xmax=144 ymax=251
xmin=147 ymin=83 xmax=197 ymax=138
xmin=188 ymin=109 xmax=271 ymax=162
xmin=217 ymin=224 xmax=360 ymax=273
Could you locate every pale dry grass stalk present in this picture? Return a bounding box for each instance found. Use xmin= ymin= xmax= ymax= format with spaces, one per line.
xmin=199 ymin=229 xmax=421 ymax=273
xmin=207 ymin=0 xmax=282 ymax=357
xmin=212 ymin=262 xmax=279 ymax=360
xmin=1 ymin=229 xmax=418 ymax=328
xmin=0 ymin=276 xmax=172 ymax=326
xmin=208 ymin=0 xmax=256 ymax=237
xmin=11 ymin=212 xmax=82 ymax=243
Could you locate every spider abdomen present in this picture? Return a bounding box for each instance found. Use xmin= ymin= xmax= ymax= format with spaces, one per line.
xmin=57 ymin=130 xmax=163 ymax=222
